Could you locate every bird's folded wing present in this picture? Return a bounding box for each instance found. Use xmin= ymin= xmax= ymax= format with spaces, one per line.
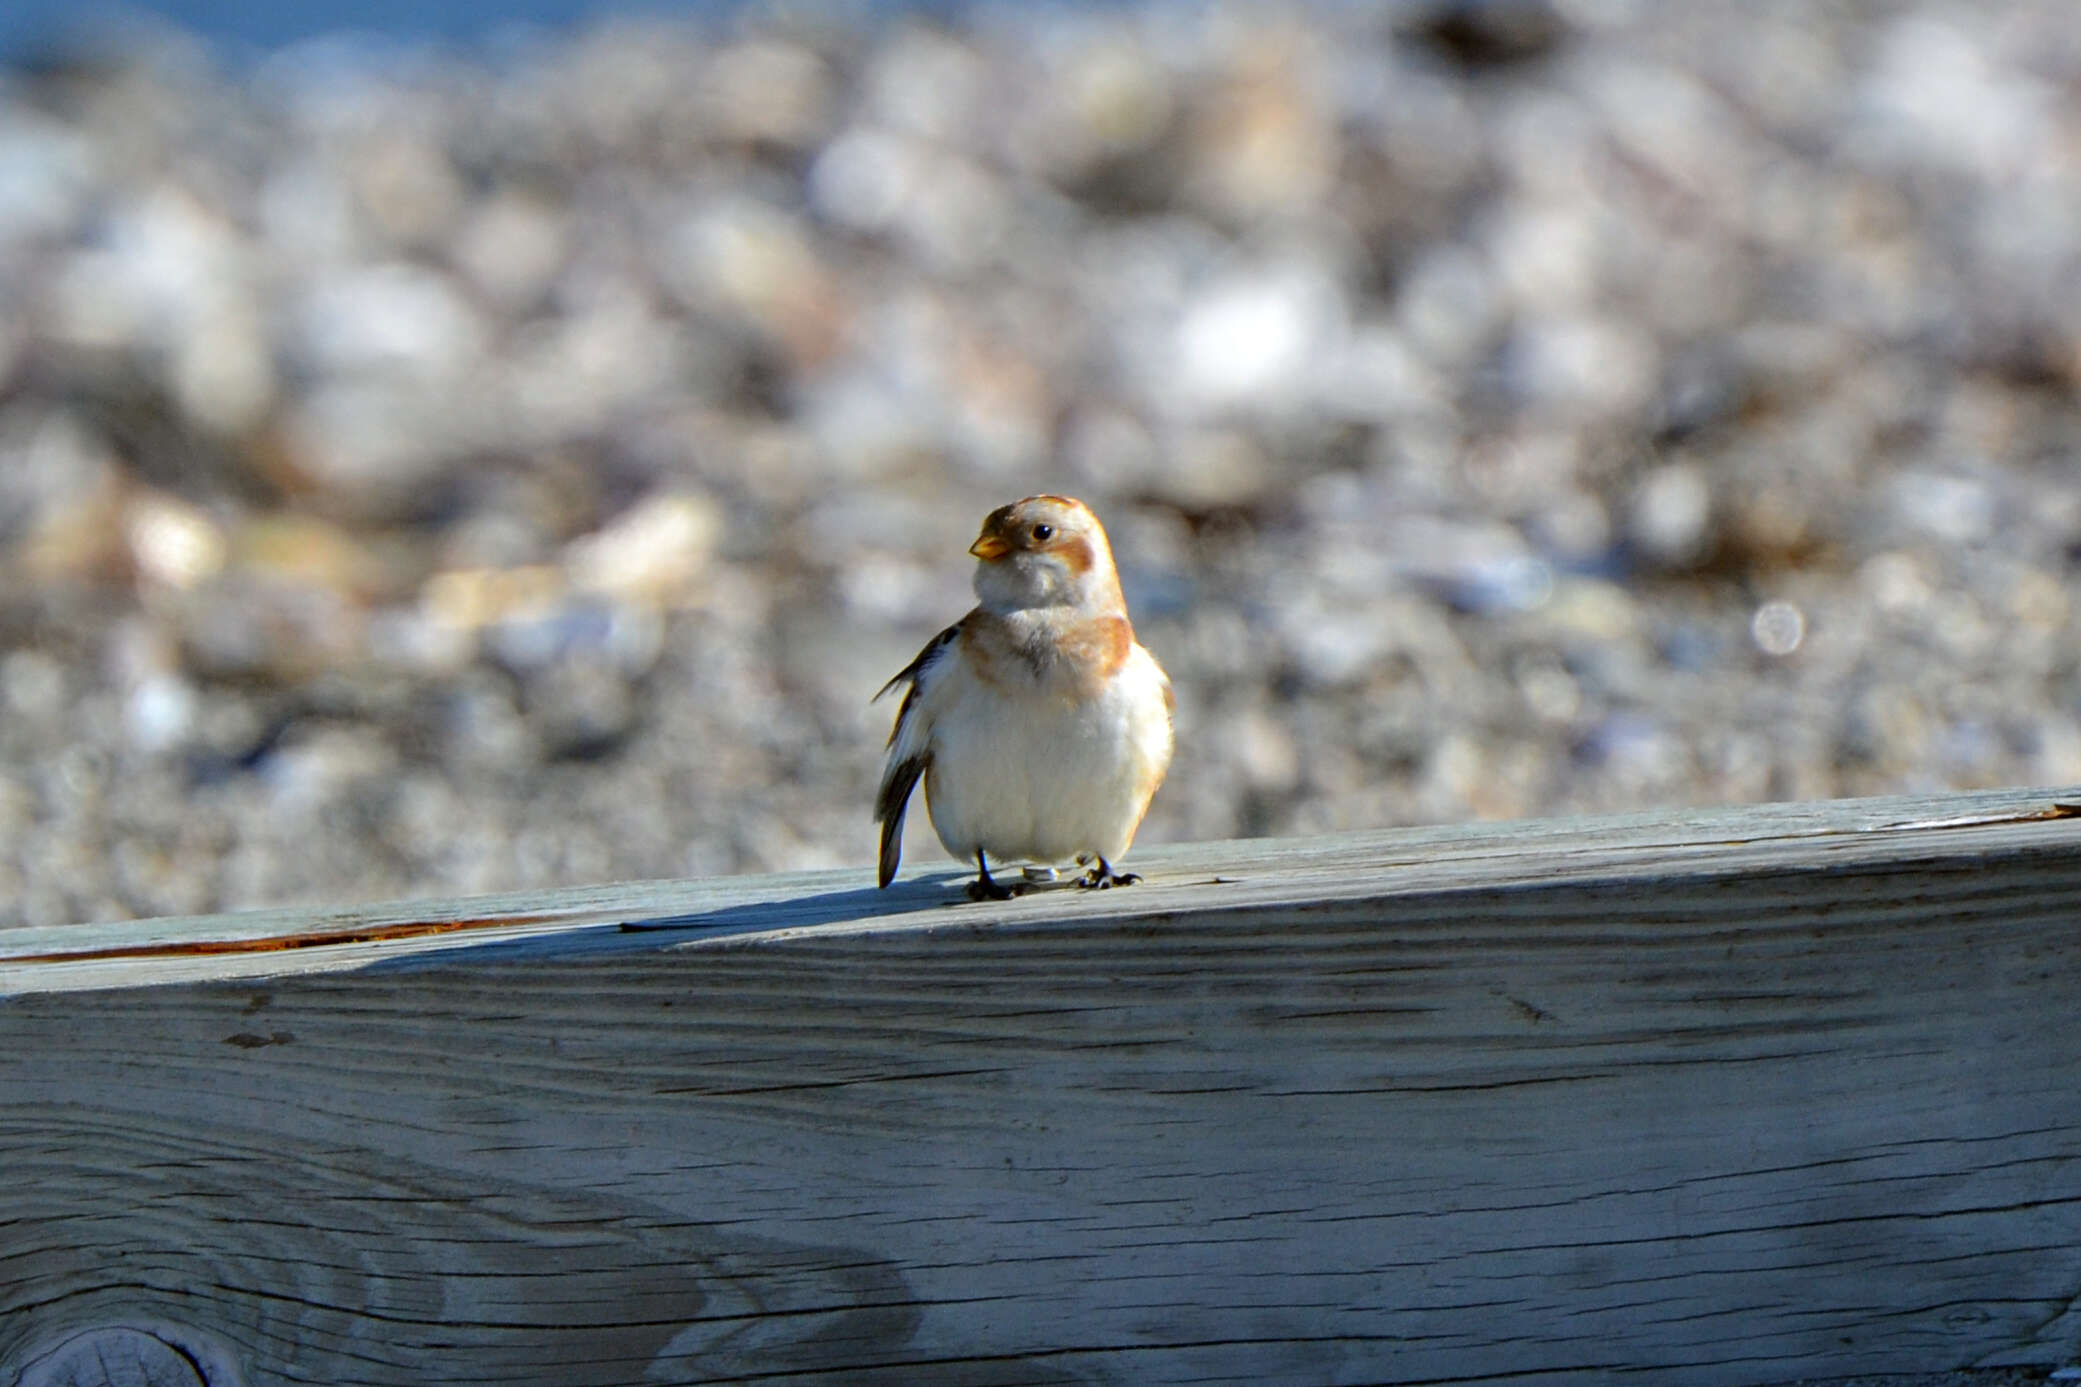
xmin=873 ymin=620 xmax=964 ymax=885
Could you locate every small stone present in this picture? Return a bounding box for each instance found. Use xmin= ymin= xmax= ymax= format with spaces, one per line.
xmin=1409 ymin=0 xmax=1568 ymax=68
xmin=1856 ymin=15 xmax=2052 ymax=177
xmin=1234 ymin=707 xmax=1301 ymax=794
xmin=1859 ymin=551 xmax=1932 ymax=616
xmin=259 ymin=726 xmax=401 ymax=814
xmin=172 ymin=301 xmax=276 ymax=435
xmin=1182 ymin=27 xmax=1336 ymax=221
xmin=1504 ymin=314 xmax=1657 ymax=417
xmin=281 ymin=378 xmax=468 ymax=517
xmin=348 ymin=126 xmax=466 ymax=250
xmin=1627 ymin=462 xmax=1716 ymax=571
xmin=862 ymin=25 xmax=987 ymax=143
xmin=1891 ymin=469 xmax=1996 ymax=545
xmin=701 ymin=39 xmax=834 ymax=149
xmin=1172 ymin=262 xmax=1346 ymax=412
xmin=1041 ymin=30 xmax=1174 ymax=174
xmin=125 ymin=671 xmax=198 ymax=752
xmin=2 ymin=651 xmax=68 ymax=721
xmin=1517 ymin=658 xmax=1583 ymax=725
xmin=236 ymin=512 xmax=395 ymax=599
xmin=564 ymin=492 xmax=721 ymax=607
xmin=1396 ymin=243 xmax=1499 ymax=369
xmin=125 ymin=490 xmax=226 ymax=590
xmin=5 ymin=410 xmax=125 ymax=581
xmin=366 ymin=604 xmax=474 ymax=674
xmin=528 ymin=657 xmax=637 ymax=760
xmin=422 ymin=564 xmax=567 ymax=635
xmin=1750 ymin=599 xmax=1806 ymax=657
xmin=1149 ymin=429 xmax=1270 ymax=510
xmin=1545 ymin=579 xmax=1641 ymax=643
xmin=451 ymin=191 xmax=570 ymax=311
xmin=0 ymin=111 xmax=94 ymax=248
xmin=292 ymin=261 xmax=484 ymax=379
xmin=664 ymin=197 xmax=840 ymax=363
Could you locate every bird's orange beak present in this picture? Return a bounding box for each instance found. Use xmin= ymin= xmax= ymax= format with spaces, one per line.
xmin=969 ymin=534 xmax=1010 ymax=561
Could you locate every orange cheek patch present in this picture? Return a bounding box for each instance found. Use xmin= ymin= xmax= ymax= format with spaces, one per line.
xmin=1056 ymin=536 xmax=1095 ymax=575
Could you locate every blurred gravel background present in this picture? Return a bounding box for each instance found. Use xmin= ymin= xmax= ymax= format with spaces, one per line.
xmin=2 ymin=0 xmax=2080 ymax=928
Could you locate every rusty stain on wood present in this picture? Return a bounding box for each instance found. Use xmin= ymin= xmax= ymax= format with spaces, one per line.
xmin=1865 ymin=800 xmax=2081 ymax=832
xmin=4 ymin=913 xmax=564 ymax=965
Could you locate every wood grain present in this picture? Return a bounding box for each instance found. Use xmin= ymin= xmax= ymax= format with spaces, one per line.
xmin=4 ymin=786 xmax=2081 ymax=1385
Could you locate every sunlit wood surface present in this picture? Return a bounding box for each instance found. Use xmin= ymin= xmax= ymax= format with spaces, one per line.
xmin=5 ymin=787 xmax=2080 ymax=1386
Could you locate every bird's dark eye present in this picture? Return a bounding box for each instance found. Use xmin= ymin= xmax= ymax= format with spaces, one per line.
xmin=1031 ymin=523 xmax=1053 ymax=542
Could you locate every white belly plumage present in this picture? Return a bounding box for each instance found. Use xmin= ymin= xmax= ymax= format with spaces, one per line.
xmin=923 ymin=645 xmax=1170 ymax=867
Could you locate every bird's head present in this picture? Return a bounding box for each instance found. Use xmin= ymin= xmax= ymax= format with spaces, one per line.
xmin=969 ymin=494 xmax=1123 ymax=615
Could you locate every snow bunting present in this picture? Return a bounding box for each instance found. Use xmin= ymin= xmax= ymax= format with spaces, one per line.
xmin=876 ymin=495 xmax=1175 ymax=900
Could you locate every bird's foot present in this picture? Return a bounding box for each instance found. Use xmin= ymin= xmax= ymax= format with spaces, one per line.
xmin=966 ymin=876 xmax=1027 ymax=902
xmin=966 ymin=853 xmax=1030 ymax=901
xmin=1076 ymin=857 xmax=1141 ymax=890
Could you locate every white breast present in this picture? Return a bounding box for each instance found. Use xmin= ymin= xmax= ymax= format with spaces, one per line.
xmin=923 ymin=644 xmax=1172 ymax=869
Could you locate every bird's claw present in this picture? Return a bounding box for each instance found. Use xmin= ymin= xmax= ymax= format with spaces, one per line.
xmin=1077 ymin=868 xmax=1141 ymax=890
xmin=966 ymin=877 xmax=1026 ymax=902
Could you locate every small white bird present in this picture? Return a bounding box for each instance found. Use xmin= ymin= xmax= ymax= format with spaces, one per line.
xmin=876 ymin=495 xmax=1175 ymax=900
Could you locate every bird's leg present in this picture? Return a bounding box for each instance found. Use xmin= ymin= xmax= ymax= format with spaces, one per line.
xmin=967 ymin=850 xmax=1024 ymax=901
xmin=1077 ymin=855 xmax=1142 ymax=889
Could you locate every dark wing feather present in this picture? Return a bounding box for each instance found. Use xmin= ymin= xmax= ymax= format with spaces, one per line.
xmin=873 ymin=623 xmax=959 ymax=726
xmin=876 ymin=755 xmax=925 ymax=888
xmin=872 ymin=623 xmax=960 ymax=888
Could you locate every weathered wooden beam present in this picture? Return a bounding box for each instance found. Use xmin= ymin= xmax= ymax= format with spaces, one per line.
xmin=4 ymin=787 xmax=2080 ymax=1386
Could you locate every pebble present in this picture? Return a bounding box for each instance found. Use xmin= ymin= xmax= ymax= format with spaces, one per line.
xmin=0 ymin=1 xmax=2079 ymax=924
xmin=1749 ymin=600 xmax=1807 ymax=658
xmin=1627 ymin=462 xmax=1716 ymax=572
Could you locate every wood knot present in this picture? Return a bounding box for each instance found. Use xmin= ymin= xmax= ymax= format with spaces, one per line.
xmin=14 ymin=1326 xmax=222 ymax=1387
